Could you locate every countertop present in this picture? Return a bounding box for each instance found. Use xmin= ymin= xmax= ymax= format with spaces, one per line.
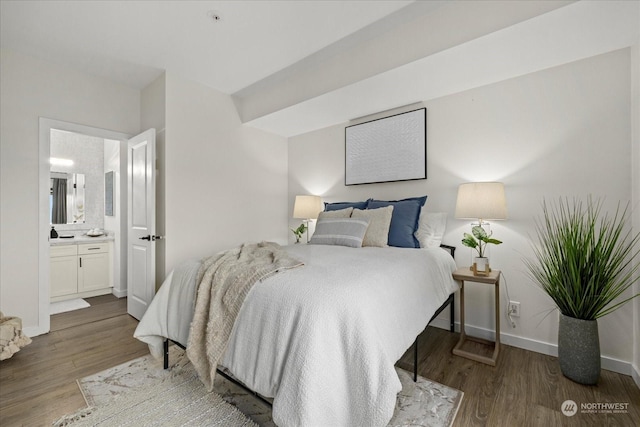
xmin=50 ymin=234 xmax=114 ymax=246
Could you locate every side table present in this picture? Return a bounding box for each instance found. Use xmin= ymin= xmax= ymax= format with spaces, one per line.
xmin=452 ymin=267 xmax=501 ymax=366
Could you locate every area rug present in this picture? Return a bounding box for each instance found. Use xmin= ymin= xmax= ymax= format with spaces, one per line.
xmin=54 ymin=366 xmax=256 ymax=426
xmin=70 ymin=346 xmax=463 ymax=427
xmin=50 ymin=298 xmax=90 ymax=315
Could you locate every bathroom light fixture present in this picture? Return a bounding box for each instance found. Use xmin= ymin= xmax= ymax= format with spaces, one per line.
xmin=49 ymin=157 xmax=74 ymax=166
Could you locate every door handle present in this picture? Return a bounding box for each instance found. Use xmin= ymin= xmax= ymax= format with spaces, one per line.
xmin=139 ymin=235 xmax=164 ymax=241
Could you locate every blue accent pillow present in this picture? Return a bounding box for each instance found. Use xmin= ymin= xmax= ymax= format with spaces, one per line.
xmin=367 ymin=196 xmax=427 ymax=248
xmin=324 ymin=199 xmax=370 ymax=212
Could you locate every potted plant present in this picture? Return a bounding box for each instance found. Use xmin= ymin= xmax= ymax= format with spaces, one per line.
xmin=524 ymin=198 xmax=640 ymax=384
xmin=461 ymin=225 xmax=502 ymax=274
xmin=291 ymin=223 xmax=307 ymax=244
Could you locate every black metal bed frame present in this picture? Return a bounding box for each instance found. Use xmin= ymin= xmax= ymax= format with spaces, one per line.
xmin=163 ymin=339 xmax=276 ymax=407
xmin=164 ymin=244 xmax=457 ymax=408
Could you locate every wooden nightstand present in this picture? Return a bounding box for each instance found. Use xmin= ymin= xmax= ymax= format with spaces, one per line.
xmin=452 ymin=267 xmax=501 ymax=366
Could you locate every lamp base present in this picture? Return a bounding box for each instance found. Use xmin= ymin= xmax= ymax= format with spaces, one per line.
xmin=471 ymin=262 xmax=491 ymax=276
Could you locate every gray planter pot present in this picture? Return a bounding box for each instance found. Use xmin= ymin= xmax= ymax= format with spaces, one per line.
xmin=558 ymin=313 xmax=600 ymax=385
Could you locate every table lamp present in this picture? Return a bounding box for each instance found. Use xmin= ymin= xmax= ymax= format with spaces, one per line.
xmin=293 ymin=195 xmax=323 ymax=243
xmin=455 ymin=182 xmax=507 ymax=275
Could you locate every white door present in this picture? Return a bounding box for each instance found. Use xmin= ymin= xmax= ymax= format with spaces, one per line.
xmin=127 ymin=129 xmax=156 ymax=320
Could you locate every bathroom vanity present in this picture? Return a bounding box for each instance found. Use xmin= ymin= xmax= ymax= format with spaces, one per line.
xmin=50 ymin=235 xmax=114 ymax=302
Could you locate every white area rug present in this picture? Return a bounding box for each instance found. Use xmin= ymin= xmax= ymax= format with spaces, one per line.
xmin=74 ymin=346 xmax=463 ymax=427
xmin=55 ymin=366 xmax=256 ymax=427
xmin=50 ymin=298 xmax=90 ymax=315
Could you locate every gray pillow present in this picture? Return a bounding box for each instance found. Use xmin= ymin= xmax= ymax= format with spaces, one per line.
xmin=317 ymin=207 xmax=353 ymax=219
xmin=309 ymin=218 xmax=370 ymax=248
xmin=351 ymin=206 xmax=393 ymax=247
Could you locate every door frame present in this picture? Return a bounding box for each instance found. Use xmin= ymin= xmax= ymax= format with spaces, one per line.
xmin=37 ymin=118 xmax=130 ymax=336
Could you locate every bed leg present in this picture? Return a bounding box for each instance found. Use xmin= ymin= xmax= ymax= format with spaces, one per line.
xmin=413 ymin=338 xmax=418 ymax=382
xmin=450 ymin=297 xmax=455 ymax=333
xmin=163 ymin=339 xmax=169 ymax=370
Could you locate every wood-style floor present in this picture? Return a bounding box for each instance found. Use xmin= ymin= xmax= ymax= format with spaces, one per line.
xmin=1 ymin=295 xmax=638 ymax=426
xmin=0 ymin=295 xmax=149 ymax=426
xmin=397 ymin=330 xmax=640 ymax=426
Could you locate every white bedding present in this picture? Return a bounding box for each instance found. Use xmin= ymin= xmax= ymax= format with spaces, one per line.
xmin=134 ymin=244 xmax=458 ymax=427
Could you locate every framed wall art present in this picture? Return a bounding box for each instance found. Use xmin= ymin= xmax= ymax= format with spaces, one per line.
xmin=345 ymin=107 xmax=426 ymax=186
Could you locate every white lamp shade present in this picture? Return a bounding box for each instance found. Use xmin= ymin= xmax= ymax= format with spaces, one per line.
xmin=293 ymin=195 xmax=323 ymax=219
xmin=455 ymin=182 xmax=507 ymax=221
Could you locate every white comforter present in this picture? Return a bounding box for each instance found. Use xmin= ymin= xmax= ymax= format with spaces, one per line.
xmin=135 ymin=244 xmax=458 ymax=427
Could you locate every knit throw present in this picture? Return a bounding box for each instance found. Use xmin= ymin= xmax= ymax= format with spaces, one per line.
xmin=0 ymin=312 xmax=32 ymax=361
xmin=187 ymin=242 xmax=303 ymax=390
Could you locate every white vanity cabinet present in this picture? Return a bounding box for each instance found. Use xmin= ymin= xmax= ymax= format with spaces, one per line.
xmin=50 ymin=245 xmax=79 ymax=298
xmin=78 ymin=243 xmax=111 ymax=292
xmin=50 ymin=241 xmax=113 ymax=302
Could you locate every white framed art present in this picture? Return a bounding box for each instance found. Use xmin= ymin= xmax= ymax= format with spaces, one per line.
xmin=345 ymin=108 xmax=426 ymax=186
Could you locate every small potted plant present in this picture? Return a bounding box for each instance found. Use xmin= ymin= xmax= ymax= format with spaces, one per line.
xmin=462 ymin=225 xmax=502 ymax=275
xmin=291 ymin=223 xmax=307 ymax=244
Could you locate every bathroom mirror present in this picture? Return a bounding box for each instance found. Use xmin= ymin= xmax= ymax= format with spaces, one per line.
xmin=50 ymin=172 xmax=86 ymax=224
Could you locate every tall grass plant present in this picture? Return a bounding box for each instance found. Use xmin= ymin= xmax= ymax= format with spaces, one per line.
xmin=525 ymin=198 xmax=640 ymax=320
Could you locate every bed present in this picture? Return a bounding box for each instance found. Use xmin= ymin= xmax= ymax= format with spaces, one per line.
xmin=134 ymin=242 xmax=458 ymax=427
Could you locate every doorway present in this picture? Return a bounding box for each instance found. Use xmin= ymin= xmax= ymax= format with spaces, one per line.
xmin=38 ymin=118 xmax=130 ymax=334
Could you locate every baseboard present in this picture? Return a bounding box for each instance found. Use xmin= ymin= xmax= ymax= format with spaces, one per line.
xmin=430 ymin=319 xmax=633 ymax=376
xmin=23 ymin=324 xmax=48 ymax=338
xmin=632 ymin=364 xmax=640 ymax=388
xmin=112 ymin=288 xmax=127 ymax=298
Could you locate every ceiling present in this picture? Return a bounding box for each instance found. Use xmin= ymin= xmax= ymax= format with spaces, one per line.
xmin=1 ymin=1 xmax=638 ymax=137
xmin=0 ymin=0 xmax=413 ymax=93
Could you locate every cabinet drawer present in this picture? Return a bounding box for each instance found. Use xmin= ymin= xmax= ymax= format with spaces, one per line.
xmin=78 ymin=242 xmax=109 ymax=254
xmin=51 ymin=245 xmax=78 ymax=257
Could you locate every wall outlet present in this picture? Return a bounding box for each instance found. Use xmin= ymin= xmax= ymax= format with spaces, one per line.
xmin=509 ymin=301 xmax=521 ymax=318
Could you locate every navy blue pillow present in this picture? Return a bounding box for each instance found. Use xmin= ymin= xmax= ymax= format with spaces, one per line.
xmin=324 ymin=199 xmax=370 ymax=212
xmin=367 ymin=196 xmax=427 ymax=248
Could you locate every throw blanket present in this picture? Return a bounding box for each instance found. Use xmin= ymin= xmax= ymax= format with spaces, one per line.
xmin=0 ymin=311 xmax=32 ymax=361
xmin=186 ymin=242 xmax=303 ymax=390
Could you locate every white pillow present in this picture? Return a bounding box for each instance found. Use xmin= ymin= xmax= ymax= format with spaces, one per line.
xmin=415 ymin=210 xmax=447 ymax=248
xmin=351 ymin=206 xmax=393 ymax=247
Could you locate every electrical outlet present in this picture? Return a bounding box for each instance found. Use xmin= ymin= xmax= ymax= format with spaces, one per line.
xmin=509 ymin=301 xmax=521 ymax=318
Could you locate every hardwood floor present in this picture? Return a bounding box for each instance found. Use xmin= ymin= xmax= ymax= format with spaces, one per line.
xmin=1 ymin=295 xmax=638 ymax=426
xmin=0 ymin=295 xmax=149 ymax=426
xmin=398 ymin=328 xmax=640 ymax=426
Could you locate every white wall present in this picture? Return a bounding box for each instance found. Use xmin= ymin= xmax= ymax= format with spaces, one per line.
xmin=289 ymin=49 xmax=636 ymax=372
xmin=163 ymin=72 xmax=288 ymax=275
xmin=104 ymin=139 xmax=124 ymax=296
xmin=631 ymin=41 xmax=640 ymax=385
xmin=0 ymin=48 xmax=140 ymax=335
xmin=141 ymin=73 xmax=166 ymax=289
